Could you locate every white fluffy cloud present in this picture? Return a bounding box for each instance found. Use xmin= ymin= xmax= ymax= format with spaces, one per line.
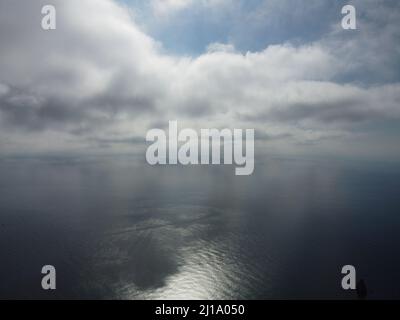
xmin=0 ymin=0 xmax=399 ymax=159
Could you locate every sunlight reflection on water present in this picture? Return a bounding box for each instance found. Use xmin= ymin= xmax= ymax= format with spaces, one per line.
xmin=1 ymin=158 xmax=400 ymax=299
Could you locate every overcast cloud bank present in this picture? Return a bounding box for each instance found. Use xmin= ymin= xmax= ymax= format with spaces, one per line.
xmin=0 ymin=0 xmax=399 ymax=160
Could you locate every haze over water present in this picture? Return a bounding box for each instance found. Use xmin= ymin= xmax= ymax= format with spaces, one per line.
xmin=1 ymin=156 xmax=399 ymax=299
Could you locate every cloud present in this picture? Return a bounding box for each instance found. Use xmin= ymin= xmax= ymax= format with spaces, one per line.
xmin=151 ymin=0 xmax=193 ymax=16
xmin=0 ymin=0 xmax=399 ymax=160
xmin=150 ymin=0 xmax=231 ymax=16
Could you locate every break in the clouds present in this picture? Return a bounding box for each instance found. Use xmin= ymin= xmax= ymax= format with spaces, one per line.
xmin=0 ymin=0 xmax=399 ymax=160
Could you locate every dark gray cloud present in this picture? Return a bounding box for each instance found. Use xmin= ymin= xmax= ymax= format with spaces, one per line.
xmin=239 ymin=86 xmax=400 ymax=125
xmin=0 ymin=86 xmax=85 ymax=131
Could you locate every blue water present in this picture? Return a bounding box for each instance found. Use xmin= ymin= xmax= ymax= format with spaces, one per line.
xmin=0 ymin=157 xmax=399 ymax=299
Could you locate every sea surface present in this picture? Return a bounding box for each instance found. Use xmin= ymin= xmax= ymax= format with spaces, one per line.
xmin=0 ymin=156 xmax=400 ymax=299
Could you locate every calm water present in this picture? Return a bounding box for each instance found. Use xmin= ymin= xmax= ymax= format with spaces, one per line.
xmin=0 ymin=157 xmax=400 ymax=299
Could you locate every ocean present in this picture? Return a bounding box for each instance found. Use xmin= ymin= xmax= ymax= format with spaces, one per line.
xmin=0 ymin=156 xmax=399 ymax=299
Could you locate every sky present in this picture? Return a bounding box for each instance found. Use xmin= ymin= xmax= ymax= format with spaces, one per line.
xmin=0 ymin=0 xmax=399 ymax=161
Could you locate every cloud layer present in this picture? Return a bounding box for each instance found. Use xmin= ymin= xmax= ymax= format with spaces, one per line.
xmin=0 ymin=0 xmax=399 ymax=160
